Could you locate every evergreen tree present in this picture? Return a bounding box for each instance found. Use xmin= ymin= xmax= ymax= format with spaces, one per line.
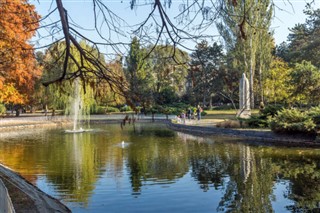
xmin=285 ymin=6 xmax=320 ymax=68
xmin=189 ymin=40 xmax=225 ymax=107
xmin=125 ymin=37 xmax=153 ymax=108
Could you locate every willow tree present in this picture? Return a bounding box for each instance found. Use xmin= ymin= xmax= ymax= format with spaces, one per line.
xmin=42 ymin=40 xmax=117 ymax=115
xmin=217 ymin=0 xmax=274 ymax=108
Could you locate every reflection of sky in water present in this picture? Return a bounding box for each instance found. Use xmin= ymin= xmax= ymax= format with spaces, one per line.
xmin=272 ymin=180 xmax=293 ymax=213
xmin=1 ymin=123 xmax=320 ymax=212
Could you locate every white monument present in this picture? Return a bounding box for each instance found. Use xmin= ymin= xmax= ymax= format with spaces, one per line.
xmin=237 ymin=73 xmax=251 ymax=118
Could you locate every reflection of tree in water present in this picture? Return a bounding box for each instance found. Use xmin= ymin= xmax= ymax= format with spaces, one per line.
xmin=46 ymin=133 xmax=99 ymax=204
xmin=286 ymin=172 xmax=320 ymax=212
xmin=216 ymin=145 xmax=274 ymax=212
xmin=45 ymin=126 xmax=126 ymax=204
xmin=188 ymin=142 xmax=230 ymax=191
xmin=4 ymin=123 xmax=320 ymax=211
xmin=274 ymin=153 xmax=320 ymax=211
xmin=126 ymin=125 xmax=189 ymax=195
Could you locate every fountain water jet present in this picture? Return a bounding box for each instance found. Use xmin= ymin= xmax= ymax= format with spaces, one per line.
xmin=65 ymin=79 xmax=85 ymax=133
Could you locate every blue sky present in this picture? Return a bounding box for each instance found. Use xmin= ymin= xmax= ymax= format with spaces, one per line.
xmin=33 ymin=0 xmax=319 ymax=54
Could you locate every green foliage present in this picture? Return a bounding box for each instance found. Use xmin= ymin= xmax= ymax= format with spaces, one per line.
xmin=264 ymin=58 xmax=292 ymax=104
xmin=155 ymin=87 xmax=179 ymax=105
xmin=307 ymin=106 xmax=320 ymax=127
xmin=270 ymin=108 xmax=316 ymax=134
xmin=125 ymin=37 xmax=154 ymax=108
xmin=201 ymin=111 xmax=207 ymax=116
xmin=260 ymin=105 xmax=283 ymax=118
xmin=290 ymin=61 xmax=320 ymax=105
xmin=91 ymin=106 xmax=120 ymax=114
xmin=217 ymin=0 xmax=274 ymax=107
xmin=189 ymin=40 xmax=225 ymax=106
xmin=42 ymin=41 xmax=98 ymax=115
xmin=150 ymin=45 xmax=189 ymax=100
xmin=307 ymin=106 xmax=320 ymax=117
xmin=282 ymin=7 xmax=320 ymax=67
xmin=120 ymin=105 xmax=132 ymax=112
xmin=0 ymin=104 xmax=6 ymax=115
xmin=243 ymin=115 xmax=269 ymax=128
xmin=105 ymin=106 xmax=120 ymax=113
xmin=91 ymin=106 xmax=106 ymax=114
xmin=161 ymin=106 xmax=176 ymax=115
xmin=213 ymin=105 xmax=235 ymax=110
xmin=240 ymin=105 xmax=283 ymax=128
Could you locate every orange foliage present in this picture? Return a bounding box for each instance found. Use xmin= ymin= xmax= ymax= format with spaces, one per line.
xmin=0 ymin=0 xmax=41 ymax=104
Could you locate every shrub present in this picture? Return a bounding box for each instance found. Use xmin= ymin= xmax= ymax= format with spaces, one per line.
xmin=213 ymin=105 xmax=235 ymax=110
xmin=308 ymin=106 xmax=320 ymax=117
xmin=105 ymin=106 xmax=120 ymax=113
xmin=91 ymin=106 xmax=106 ymax=114
xmin=260 ymin=104 xmax=283 ymax=118
xmin=244 ymin=115 xmax=269 ymax=128
xmin=241 ymin=104 xmax=283 ymax=128
xmin=0 ymin=104 xmax=6 ymax=115
xmin=201 ymin=111 xmax=207 ymax=116
xmin=270 ymin=108 xmax=316 ymax=134
xmin=120 ymin=105 xmax=132 ymax=112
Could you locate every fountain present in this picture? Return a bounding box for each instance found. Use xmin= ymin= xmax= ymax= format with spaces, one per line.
xmin=65 ymin=79 xmax=85 ymax=133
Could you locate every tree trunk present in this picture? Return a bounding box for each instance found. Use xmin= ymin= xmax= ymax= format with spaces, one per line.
xmin=202 ymin=94 xmax=206 ymax=108
xmin=249 ymin=37 xmax=255 ymax=109
xmin=259 ymin=63 xmax=264 ymax=104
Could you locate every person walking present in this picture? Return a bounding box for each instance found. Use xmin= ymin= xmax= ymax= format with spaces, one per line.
xmin=187 ymin=108 xmax=191 ymax=120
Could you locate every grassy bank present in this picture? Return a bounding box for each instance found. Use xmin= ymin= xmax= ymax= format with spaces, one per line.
xmin=203 ymin=109 xmax=259 ymax=120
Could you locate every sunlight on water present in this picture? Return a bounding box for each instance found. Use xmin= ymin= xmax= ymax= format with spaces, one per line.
xmin=1 ymin=123 xmax=320 ymax=212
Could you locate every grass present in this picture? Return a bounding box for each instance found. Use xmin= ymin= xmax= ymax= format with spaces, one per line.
xmin=203 ymin=109 xmax=259 ymax=120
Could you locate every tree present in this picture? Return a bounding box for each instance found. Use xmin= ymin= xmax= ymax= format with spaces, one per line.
xmin=27 ymin=0 xmax=285 ymax=92
xmin=263 ymin=58 xmax=292 ymax=105
xmin=284 ymin=6 xmax=320 ymax=68
xmin=41 ymin=41 xmax=110 ymax=114
xmin=189 ymin=40 xmax=225 ymax=107
xmin=0 ymin=0 xmax=41 ymax=105
xmin=149 ymin=45 xmax=189 ymax=105
xmin=217 ymin=0 xmax=274 ymax=108
xmin=125 ymin=37 xmax=154 ymax=108
xmin=94 ymin=60 xmax=126 ymax=107
xmin=290 ymin=61 xmax=320 ymax=105
xmin=1 ymin=0 xmax=308 ymax=108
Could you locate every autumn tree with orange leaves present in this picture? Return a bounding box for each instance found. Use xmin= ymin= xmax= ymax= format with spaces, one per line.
xmin=0 ymin=0 xmax=41 ymax=105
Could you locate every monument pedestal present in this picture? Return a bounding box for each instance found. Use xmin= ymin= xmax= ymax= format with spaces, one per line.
xmin=237 ymin=109 xmax=251 ymax=119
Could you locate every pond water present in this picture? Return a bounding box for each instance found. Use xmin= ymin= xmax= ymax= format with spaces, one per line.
xmin=0 ymin=123 xmax=320 ymax=212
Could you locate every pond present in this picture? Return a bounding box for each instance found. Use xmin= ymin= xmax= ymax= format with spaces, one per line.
xmin=0 ymin=123 xmax=320 ymax=212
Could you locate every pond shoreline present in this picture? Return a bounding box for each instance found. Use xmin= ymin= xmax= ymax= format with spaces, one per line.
xmin=167 ymin=121 xmax=320 ymax=148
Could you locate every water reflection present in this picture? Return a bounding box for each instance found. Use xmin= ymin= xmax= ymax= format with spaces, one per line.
xmin=0 ymin=124 xmax=320 ymax=212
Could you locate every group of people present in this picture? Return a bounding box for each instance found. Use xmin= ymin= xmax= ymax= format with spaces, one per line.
xmin=177 ymin=105 xmax=203 ymax=124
